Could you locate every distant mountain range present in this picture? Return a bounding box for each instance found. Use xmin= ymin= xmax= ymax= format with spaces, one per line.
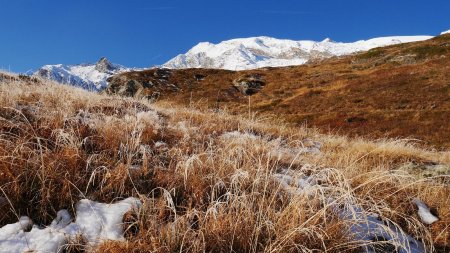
xmin=33 ymin=57 xmax=131 ymax=90
xmin=162 ymin=35 xmax=433 ymax=70
xmin=34 ymin=34 xmax=438 ymax=88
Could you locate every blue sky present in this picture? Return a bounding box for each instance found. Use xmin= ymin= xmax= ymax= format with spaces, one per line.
xmin=0 ymin=0 xmax=449 ymax=73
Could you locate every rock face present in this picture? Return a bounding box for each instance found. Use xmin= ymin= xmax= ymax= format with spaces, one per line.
xmin=95 ymin=57 xmax=117 ymax=73
xmin=389 ymin=54 xmax=418 ymax=65
xmin=233 ymin=74 xmax=265 ymax=95
xmin=105 ymin=68 xmax=179 ymax=99
xmin=153 ymin=68 xmax=172 ymax=80
xmin=107 ymin=77 xmax=144 ymax=97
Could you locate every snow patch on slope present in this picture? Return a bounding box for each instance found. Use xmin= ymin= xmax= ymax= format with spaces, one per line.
xmin=441 ymin=30 xmax=450 ymax=35
xmin=163 ymin=35 xmax=432 ymax=70
xmin=0 ymin=197 xmax=140 ymax=253
xmin=412 ymin=198 xmax=439 ymax=225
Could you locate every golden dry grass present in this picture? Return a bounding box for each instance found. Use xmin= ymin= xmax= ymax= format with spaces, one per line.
xmin=0 ymin=74 xmax=449 ymax=252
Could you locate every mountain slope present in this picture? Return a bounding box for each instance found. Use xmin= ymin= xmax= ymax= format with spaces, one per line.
xmin=163 ymin=35 xmax=432 ymax=70
xmin=33 ymin=57 xmax=130 ymax=90
xmin=108 ymin=34 xmax=450 ymax=149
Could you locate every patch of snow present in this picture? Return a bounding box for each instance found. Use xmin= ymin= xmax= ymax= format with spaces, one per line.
xmin=0 ymin=216 xmax=67 ymax=253
xmin=273 ymin=168 xmax=426 ymax=253
xmin=64 ymin=198 xmax=140 ymax=244
xmin=163 ymin=35 xmax=433 ymax=70
xmin=0 ymin=197 xmax=141 ymax=253
xmin=412 ymin=198 xmax=439 ymax=225
xmin=441 ymin=30 xmax=450 ymax=35
xmin=343 ymin=205 xmax=425 ymax=253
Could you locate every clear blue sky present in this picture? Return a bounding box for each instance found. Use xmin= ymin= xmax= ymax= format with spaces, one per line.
xmin=0 ymin=0 xmax=449 ymax=73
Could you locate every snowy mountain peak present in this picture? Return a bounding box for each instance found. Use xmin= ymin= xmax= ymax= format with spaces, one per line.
xmin=95 ymin=57 xmax=117 ymax=73
xmin=163 ymin=35 xmax=433 ymax=70
xmin=34 ymin=58 xmax=131 ymax=91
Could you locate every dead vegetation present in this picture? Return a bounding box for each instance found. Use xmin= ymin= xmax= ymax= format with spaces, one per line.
xmin=0 ymin=74 xmax=449 ymax=252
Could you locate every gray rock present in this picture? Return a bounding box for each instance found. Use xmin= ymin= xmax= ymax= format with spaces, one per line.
xmin=153 ymin=68 xmax=172 ymax=80
xmin=399 ymin=161 xmax=450 ymax=182
xmin=194 ymin=74 xmax=206 ymax=81
xmin=95 ymin=57 xmax=117 ymax=73
xmin=233 ymin=74 xmax=265 ymax=95
xmin=107 ymin=77 xmax=143 ymax=97
xmin=389 ymin=54 xmax=417 ymax=65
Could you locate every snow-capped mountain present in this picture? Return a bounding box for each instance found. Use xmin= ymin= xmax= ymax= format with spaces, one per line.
xmin=33 ymin=57 xmax=130 ymax=90
xmin=442 ymin=30 xmax=450 ymax=35
xmin=163 ymin=35 xmax=433 ymax=70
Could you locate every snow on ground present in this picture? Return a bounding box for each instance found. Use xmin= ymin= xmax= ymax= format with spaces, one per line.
xmin=274 ymin=167 xmax=426 ymax=253
xmin=0 ymin=198 xmax=141 ymax=253
xmin=412 ymin=198 xmax=439 ymax=225
xmin=441 ymin=30 xmax=450 ymax=35
xmin=163 ymin=35 xmax=433 ymax=70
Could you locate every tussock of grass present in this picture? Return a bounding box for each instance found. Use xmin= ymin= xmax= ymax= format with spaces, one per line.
xmin=0 ymin=74 xmax=449 ymax=252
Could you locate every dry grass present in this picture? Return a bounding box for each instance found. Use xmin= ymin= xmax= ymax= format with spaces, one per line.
xmin=1 ymin=74 xmax=449 ymax=252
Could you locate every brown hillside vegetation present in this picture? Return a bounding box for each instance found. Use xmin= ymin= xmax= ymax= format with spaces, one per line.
xmin=107 ymin=34 xmax=450 ymax=149
xmin=0 ymin=74 xmax=449 ymax=252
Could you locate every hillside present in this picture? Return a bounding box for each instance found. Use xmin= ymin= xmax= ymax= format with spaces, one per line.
xmin=107 ymin=34 xmax=450 ymax=149
xmin=0 ymin=73 xmax=449 ymax=252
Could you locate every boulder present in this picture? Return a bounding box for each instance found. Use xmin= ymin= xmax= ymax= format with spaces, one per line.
xmin=194 ymin=74 xmax=206 ymax=81
xmin=233 ymin=74 xmax=265 ymax=95
xmin=107 ymin=76 xmax=143 ymax=97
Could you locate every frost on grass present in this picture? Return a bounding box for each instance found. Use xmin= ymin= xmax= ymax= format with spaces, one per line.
xmin=221 ymin=131 xmax=321 ymax=160
xmin=0 ymin=198 xmax=141 ymax=253
xmin=274 ymin=166 xmax=426 ymax=253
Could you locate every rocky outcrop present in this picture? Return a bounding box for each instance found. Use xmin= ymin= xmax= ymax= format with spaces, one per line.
xmin=95 ymin=57 xmax=117 ymax=73
xmin=107 ymin=77 xmax=144 ymax=97
xmin=389 ymin=54 xmax=417 ymax=65
xmin=194 ymin=74 xmax=206 ymax=81
xmin=106 ymin=68 xmax=179 ymax=99
xmin=153 ymin=68 xmax=172 ymax=80
xmin=233 ymin=74 xmax=265 ymax=95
